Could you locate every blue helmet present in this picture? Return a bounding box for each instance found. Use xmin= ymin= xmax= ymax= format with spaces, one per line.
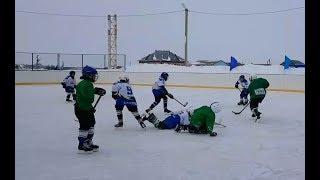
xmin=81 ymin=65 xmax=98 ymax=82
xmin=160 ymin=72 xmax=169 ymax=81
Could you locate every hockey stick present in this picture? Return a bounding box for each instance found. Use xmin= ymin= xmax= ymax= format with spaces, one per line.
xmin=173 ymin=97 xmax=188 ymax=107
xmin=93 ymin=95 xmax=102 ymax=109
xmin=232 ymin=101 xmax=250 ymax=115
xmin=214 ymin=122 xmax=226 ymax=127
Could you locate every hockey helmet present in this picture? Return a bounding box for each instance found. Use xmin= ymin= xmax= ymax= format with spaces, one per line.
xmin=119 ymin=73 xmax=129 ymax=83
xmin=210 ymin=102 xmax=222 ymax=114
xmin=160 ymin=72 xmax=169 ymax=81
xmin=82 ymin=65 xmax=98 ymax=82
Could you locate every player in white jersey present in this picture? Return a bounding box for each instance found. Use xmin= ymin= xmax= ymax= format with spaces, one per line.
xmin=235 ymin=75 xmax=249 ymax=105
xmin=111 ymin=74 xmax=146 ymax=128
xmin=145 ymin=72 xmax=174 ymax=113
xmin=142 ymin=110 xmax=190 ymax=129
xmin=61 ymin=71 xmax=76 ymax=102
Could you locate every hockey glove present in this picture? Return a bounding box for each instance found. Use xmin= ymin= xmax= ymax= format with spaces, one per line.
xmin=112 ymin=92 xmax=120 ymax=100
xmin=94 ymin=87 xmax=106 ymax=96
xmin=61 ymin=82 xmax=66 ymax=89
xmin=167 ymin=93 xmax=174 ymax=99
xmin=235 ymin=84 xmax=238 ymax=89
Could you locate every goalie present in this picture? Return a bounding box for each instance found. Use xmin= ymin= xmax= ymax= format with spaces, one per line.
xmin=143 ymin=102 xmax=222 ymax=137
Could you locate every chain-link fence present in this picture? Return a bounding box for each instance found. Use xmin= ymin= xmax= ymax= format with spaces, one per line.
xmin=15 ymin=52 xmax=126 ymax=71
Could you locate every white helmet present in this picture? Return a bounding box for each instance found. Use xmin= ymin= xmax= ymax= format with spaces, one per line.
xmin=210 ymin=102 xmax=222 ymax=113
xmin=249 ymin=74 xmax=257 ymax=81
xmin=119 ymin=73 xmax=129 ymax=83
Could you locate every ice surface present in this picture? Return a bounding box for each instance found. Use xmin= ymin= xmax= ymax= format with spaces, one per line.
xmin=15 ymin=85 xmax=304 ymax=180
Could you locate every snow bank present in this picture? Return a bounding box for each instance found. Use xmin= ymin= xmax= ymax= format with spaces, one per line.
xmin=125 ymin=64 xmax=305 ymax=75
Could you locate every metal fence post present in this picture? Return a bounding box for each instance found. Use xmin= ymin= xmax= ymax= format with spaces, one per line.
xmin=104 ymin=54 xmax=106 ymax=69
xmin=123 ymin=54 xmax=127 ymax=71
xmin=81 ymin=54 xmax=84 ymax=69
xmin=31 ymin=53 xmax=34 ymax=71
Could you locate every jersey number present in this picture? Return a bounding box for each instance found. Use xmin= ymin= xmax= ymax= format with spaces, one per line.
xmin=126 ymin=86 xmax=133 ymax=95
xmin=254 ymin=88 xmax=265 ymax=95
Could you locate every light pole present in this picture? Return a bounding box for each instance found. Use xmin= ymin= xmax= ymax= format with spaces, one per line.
xmin=182 ymin=3 xmax=189 ymax=65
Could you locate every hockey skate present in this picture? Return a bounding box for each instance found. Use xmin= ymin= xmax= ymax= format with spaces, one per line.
xmin=164 ymin=109 xmax=172 ymax=113
xmin=66 ymin=99 xmax=73 ymax=102
xmin=139 ymin=121 xmax=146 ymax=128
xmin=114 ymin=122 xmax=123 ymax=127
xmin=89 ymin=144 xmax=99 ymax=152
xmin=78 ymin=144 xmax=93 ymax=154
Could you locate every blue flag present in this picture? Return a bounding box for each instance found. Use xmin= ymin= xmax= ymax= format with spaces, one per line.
xmin=284 ymin=55 xmax=292 ymax=70
xmin=230 ymin=56 xmax=238 ymax=71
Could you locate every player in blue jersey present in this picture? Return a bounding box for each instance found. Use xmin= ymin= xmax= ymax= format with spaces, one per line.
xmin=145 ymin=72 xmax=174 ymax=113
xmin=112 ymin=74 xmax=146 ymax=128
xmin=235 ymin=75 xmax=249 ymax=105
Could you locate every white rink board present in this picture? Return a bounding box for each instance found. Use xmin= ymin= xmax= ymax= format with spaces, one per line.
xmin=15 ymin=71 xmax=304 ymax=91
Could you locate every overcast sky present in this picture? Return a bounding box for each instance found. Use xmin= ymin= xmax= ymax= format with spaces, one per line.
xmin=15 ymin=0 xmax=305 ymax=65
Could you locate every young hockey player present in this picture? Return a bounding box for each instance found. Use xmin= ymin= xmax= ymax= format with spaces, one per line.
xmin=61 ymin=71 xmax=76 ymax=102
xmin=143 ymin=102 xmax=222 ymax=137
xmin=235 ymin=75 xmax=249 ymax=105
xmin=145 ymin=72 xmax=174 ymax=113
xmin=248 ymin=75 xmax=269 ymax=120
xmin=112 ymin=74 xmax=146 ymax=128
xmin=74 ymin=65 xmax=106 ymax=153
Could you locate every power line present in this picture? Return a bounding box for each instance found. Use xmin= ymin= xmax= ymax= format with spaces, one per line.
xmin=16 ymin=10 xmax=105 ymax=18
xmin=190 ymin=6 xmax=304 ymax=16
xmin=16 ymin=6 xmax=304 ymax=18
xmin=118 ymin=10 xmax=183 ymax=17
xmin=15 ymin=10 xmax=183 ymax=18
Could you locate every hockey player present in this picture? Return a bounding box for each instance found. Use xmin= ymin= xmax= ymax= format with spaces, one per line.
xmin=235 ymin=75 xmax=249 ymax=105
xmin=248 ymin=75 xmax=269 ymax=119
xmin=143 ymin=110 xmax=190 ymax=130
xmin=61 ymin=71 xmax=76 ymax=102
xmin=112 ymin=74 xmax=146 ymax=128
xmin=74 ymin=65 xmax=106 ymax=153
xmin=143 ymin=102 xmax=222 ymax=137
xmin=145 ymin=72 xmax=174 ymax=114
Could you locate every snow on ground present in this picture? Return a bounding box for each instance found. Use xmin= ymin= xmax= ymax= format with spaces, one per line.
xmin=125 ymin=64 xmax=305 ymax=75
xmin=15 ymin=85 xmax=305 ymax=180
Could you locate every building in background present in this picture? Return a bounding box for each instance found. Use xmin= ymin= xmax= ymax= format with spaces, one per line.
xmin=138 ymin=50 xmax=186 ymax=65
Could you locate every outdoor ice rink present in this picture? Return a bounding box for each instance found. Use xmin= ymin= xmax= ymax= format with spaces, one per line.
xmin=15 ymin=85 xmax=305 ymax=180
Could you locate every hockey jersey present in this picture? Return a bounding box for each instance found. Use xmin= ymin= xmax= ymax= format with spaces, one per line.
xmin=235 ymin=79 xmax=249 ymax=89
xmin=63 ymin=75 xmax=76 ymax=88
xmin=161 ymin=111 xmax=190 ymax=129
xmin=189 ymin=106 xmax=216 ymax=133
xmin=112 ymin=81 xmax=135 ymax=100
xmin=248 ymin=78 xmax=269 ymax=99
xmin=152 ymin=77 xmax=167 ymax=96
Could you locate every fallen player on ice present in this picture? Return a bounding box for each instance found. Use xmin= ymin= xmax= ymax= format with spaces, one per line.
xmin=142 ymin=102 xmax=223 ymax=137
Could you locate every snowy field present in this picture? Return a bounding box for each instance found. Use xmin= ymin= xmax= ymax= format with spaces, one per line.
xmin=15 ymin=85 xmax=305 ymax=180
xmin=125 ymin=64 xmax=305 ymax=75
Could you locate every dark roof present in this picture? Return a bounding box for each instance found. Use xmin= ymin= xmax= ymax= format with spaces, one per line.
xmin=280 ymin=60 xmax=305 ymax=67
xmin=139 ymin=50 xmax=185 ymax=63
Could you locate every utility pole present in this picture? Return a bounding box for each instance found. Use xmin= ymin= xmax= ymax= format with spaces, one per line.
xmin=182 ymin=3 xmax=189 ymax=65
